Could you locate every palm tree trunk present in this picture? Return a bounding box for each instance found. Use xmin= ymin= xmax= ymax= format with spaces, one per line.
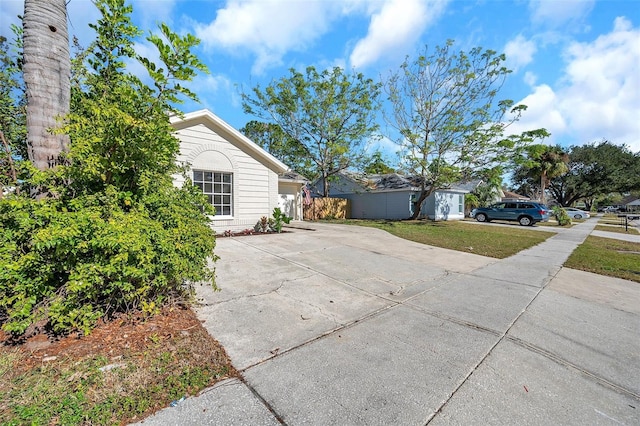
xmin=23 ymin=0 xmax=70 ymax=171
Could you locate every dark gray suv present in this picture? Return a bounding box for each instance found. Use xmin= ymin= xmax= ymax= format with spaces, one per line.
xmin=473 ymin=201 xmax=550 ymax=226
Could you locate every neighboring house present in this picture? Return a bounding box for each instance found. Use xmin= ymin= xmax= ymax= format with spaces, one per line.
xmin=170 ymin=109 xmax=305 ymax=232
xmin=621 ymin=195 xmax=640 ymax=213
xmin=501 ymin=190 xmax=530 ymax=202
xmin=312 ymin=172 xmax=469 ymax=220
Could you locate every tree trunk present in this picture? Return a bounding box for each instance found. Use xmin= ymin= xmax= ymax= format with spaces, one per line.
xmin=322 ymin=172 xmax=329 ymax=197
xmin=23 ymin=0 xmax=70 ymax=171
xmin=409 ymin=189 xmax=431 ymax=220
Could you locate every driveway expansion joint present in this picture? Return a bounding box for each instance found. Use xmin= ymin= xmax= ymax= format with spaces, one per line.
xmin=181 ymin=217 xmax=637 ymax=425
xmin=505 ymin=334 xmax=640 ymax=401
xmin=237 ymin=375 xmax=288 ymax=425
xmin=426 ymin=261 xmax=563 ymax=423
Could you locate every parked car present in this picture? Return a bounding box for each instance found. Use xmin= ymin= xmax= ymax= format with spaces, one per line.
xmin=474 ymin=201 xmax=550 ymax=226
xmin=601 ymin=206 xmax=619 ymax=213
xmin=563 ymin=207 xmax=590 ymax=219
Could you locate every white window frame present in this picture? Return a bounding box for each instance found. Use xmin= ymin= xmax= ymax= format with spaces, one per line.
xmin=193 ymin=170 xmax=233 ymax=218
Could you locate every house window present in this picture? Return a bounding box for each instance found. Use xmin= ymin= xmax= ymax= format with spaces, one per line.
xmin=458 ymin=194 xmax=464 ymax=213
xmin=193 ymin=170 xmax=233 ymax=216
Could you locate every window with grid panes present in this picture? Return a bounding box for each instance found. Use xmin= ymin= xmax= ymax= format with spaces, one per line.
xmin=193 ymin=170 xmax=233 ymax=216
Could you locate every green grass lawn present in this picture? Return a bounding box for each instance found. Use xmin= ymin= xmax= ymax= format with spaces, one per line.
xmin=332 ymin=219 xmax=555 ymax=259
xmin=599 ymin=215 xmax=624 ymax=225
xmin=594 ymin=224 xmax=640 ymax=235
xmin=328 ymin=219 xmax=640 ymax=282
xmin=565 ymin=236 xmax=640 ymax=282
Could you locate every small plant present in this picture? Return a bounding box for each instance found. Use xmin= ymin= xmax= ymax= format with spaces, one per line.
xmin=553 ymin=206 xmax=572 ymax=226
xmin=270 ymin=207 xmax=291 ymax=233
xmin=259 ymin=216 xmax=270 ymax=232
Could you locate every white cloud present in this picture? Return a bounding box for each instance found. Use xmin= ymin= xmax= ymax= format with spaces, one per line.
xmin=183 ymin=73 xmax=235 ymax=112
xmin=350 ymin=0 xmax=448 ymax=68
xmin=528 ymin=0 xmax=595 ymax=29
xmin=196 ymin=73 xmax=232 ymax=94
xmin=507 ymin=84 xmax=567 ymax=141
xmin=191 ymin=0 xmax=450 ymax=74
xmin=194 ymin=0 xmax=339 ymax=74
xmin=523 ymin=71 xmax=538 ymax=86
xmin=559 ymin=17 xmax=640 ymax=149
xmin=131 ymin=0 xmax=178 ymax=29
xmin=513 ymin=17 xmax=640 ymax=151
xmin=503 ymin=35 xmax=537 ymax=72
xmin=367 ymin=134 xmax=402 ymax=157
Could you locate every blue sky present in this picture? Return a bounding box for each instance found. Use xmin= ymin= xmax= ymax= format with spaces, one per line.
xmin=2 ymin=0 xmax=639 ymax=158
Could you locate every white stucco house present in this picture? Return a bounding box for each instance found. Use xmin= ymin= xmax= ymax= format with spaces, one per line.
xmin=170 ymin=109 xmax=305 ymax=232
xmin=312 ymin=172 xmax=470 ymax=221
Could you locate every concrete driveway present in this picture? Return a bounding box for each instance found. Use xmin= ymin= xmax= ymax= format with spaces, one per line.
xmin=140 ymin=220 xmax=640 ymax=425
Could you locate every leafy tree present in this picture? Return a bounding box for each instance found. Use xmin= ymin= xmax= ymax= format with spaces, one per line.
xmin=513 ymin=144 xmax=569 ymax=204
xmin=23 ymin=0 xmax=70 ymax=170
xmin=473 ymin=168 xmax=504 ymax=206
xmin=240 ymin=120 xmax=313 ymax=178
xmin=0 ymin=0 xmax=215 ymax=335
xmin=384 ymin=40 xmax=549 ymax=219
xmin=242 ymin=66 xmax=382 ymax=196
xmin=363 ymin=151 xmax=396 ymax=174
xmin=0 ymin=27 xmax=26 ymax=195
xmin=546 ymin=141 xmax=640 ymax=208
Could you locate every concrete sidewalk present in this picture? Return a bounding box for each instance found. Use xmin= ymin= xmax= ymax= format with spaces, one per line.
xmin=137 ymin=218 xmax=640 ymax=425
xmin=591 ymin=229 xmax=640 ymax=243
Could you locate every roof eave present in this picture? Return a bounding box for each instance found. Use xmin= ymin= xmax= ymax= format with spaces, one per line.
xmin=171 ymin=109 xmax=289 ymax=174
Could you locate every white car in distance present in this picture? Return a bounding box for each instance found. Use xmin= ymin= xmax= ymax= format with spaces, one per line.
xmin=563 ymin=207 xmax=591 ymax=219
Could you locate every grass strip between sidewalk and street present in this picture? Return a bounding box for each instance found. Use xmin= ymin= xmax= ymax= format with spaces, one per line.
xmin=330 ymin=219 xmax=555 ymax=259
xmin=594 ymin=224 xmax=640 ymax=235
xmin=565 ymin=236 xmax=640 ymax=283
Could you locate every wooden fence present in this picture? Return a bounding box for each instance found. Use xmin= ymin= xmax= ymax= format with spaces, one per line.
xmin=303 ymin=197 xmax=351 ymax=220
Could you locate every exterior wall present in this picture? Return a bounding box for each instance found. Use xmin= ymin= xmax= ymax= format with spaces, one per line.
xmin=343 ymin=190 xmax=465 ymax=221
xmin=321 ymin=174 xmax=467 ymax=221
xmin=422 ymin=191 xmax=465 ymax=220
xmin=278 ymin=181 xmax=303 ymax=220
xmin=345 ymin=191 xmax=413 ymax=219
xmin=174 ymin=123 xmax=279 ymax=232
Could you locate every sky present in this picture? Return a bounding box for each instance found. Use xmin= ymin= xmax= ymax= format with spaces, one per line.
xmin=2 ymin=0 xmax=639 ymax=160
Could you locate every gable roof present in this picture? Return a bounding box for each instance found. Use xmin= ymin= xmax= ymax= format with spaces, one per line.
xmin=279 ymin=170 xmax=308 ymax=184
xmin=501 ymin=189 xmax=530 ymax=200
xmin=620 ymin=195 xmax=640 ymax=205
xmin=330 ymin=171 xmax=471 ymax=193
xmin=170 ymin=109 xmax=289 ymax=174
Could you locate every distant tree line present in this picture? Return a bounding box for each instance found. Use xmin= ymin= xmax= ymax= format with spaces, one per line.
xmin=511 ymin=141 xmax=640 ymax=209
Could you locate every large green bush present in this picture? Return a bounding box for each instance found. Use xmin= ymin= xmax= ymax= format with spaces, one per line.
xmin=0 ymin=186 xmax=216 ymax=335
xmin=0 ymin=0 xmax=215 ymax=336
